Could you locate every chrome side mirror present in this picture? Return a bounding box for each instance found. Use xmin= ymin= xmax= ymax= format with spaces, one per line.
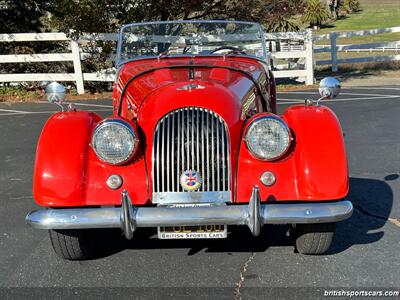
xmin=45 ymin=82 xmax=66 ymax=111
xmin=319 ymin=77 xmax=341 ymax=100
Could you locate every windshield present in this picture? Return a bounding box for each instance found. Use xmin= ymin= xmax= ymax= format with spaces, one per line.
xmin=116 ymin=20 xmax=267 ymax=66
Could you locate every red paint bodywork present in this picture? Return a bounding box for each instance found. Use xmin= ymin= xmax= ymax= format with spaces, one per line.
xmin=33 ymin=56 xmax=348 ymax=207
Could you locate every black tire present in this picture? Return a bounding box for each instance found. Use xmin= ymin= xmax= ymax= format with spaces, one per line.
xmin=49 ymin=229 xmax=93 ymax=260
xmin=294 ymin=223 xmax=336 ymax=255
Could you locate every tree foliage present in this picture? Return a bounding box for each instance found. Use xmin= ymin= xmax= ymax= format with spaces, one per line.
xmin=46 ymin=0 xmax=305 ymax=34
xmin=302 ymin=0 xmax=329 ymax=28
xmin=344 ymin=0 xmax=361 ymax=13
xmin=1 ymin=0 xmax=305 ymax=91
xmin=0 ymin=0 xmax=46 ymax=33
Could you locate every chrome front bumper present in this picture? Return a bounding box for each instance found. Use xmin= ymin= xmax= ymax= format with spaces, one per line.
xmin=26 ymin=187 xmax=353 ymax=239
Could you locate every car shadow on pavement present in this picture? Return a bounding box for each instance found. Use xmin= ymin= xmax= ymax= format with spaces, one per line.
xmin=327 ymin=176 xmax=395 ymax=255
xmin=91 ymin=225 xmax=292 ymax=259
xmin=90 ymin=176 xmax=394 ymax=259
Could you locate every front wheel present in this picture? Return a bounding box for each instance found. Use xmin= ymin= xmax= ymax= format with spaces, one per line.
xmin=49 ymin=229 xmax=94 ymax=260
xmin=293 ymin=223 xmax=336 ymax=255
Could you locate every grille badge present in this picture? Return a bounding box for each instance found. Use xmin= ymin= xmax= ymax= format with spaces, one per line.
xmin=180 ymin=170 xmax=202 ymax=191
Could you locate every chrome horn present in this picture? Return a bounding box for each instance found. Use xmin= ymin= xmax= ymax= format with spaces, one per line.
xmin=305 ymin=77 xmax=341 ymax=106
xmin=45 ymin=82 xmax=66 ymax=111
xmin=319 ymin=77 xmax=341 ymax=100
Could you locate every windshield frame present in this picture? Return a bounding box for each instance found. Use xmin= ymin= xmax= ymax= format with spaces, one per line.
xmin=115 ymin=20 xmax=268 ymax=67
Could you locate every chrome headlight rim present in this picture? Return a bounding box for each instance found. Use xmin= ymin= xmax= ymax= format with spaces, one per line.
xmin=245 ymin=115 xmax=292 ymax=161
xmin=92 ymin=118 xmax=139 ymax=165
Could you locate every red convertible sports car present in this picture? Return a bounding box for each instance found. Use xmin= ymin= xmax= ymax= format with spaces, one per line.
xmin=26 ymin=20 xmax=353 ymax=260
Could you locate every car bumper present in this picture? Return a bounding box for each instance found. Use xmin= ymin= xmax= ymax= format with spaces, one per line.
xmin=26 ymin=186 xmax=353 ymax=239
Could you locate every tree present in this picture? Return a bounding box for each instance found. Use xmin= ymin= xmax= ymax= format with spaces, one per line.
xmin=47 ymin=0 xmax=305 ymax=34
xmin=0 ymin=0 xmax=46 ymax=33
xmin=344 ymin=0 xmax=361 ymax=13
xmin=1 ymin=0 xmax=306 ymax=92
xmin=302 ymin=0 xmax=329 ymax=29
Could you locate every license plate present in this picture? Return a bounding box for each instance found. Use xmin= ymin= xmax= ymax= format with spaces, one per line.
xmin=158 ymin=225 xmax=227 ymax=239
xmin=157 ymin=203 xmax=227 ymax=239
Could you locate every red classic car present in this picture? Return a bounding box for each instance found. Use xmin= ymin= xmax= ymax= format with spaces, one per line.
xmin=26 ymin=20 xmax=353 ymax=260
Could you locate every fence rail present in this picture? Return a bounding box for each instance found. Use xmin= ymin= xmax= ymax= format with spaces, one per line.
xmin=315 ymin=26 xmax=400 ymax=72
xmin=266 ymin=29 xmax=314 ymax=85
xmin=1 ymin=33 xmax=72 ymax=93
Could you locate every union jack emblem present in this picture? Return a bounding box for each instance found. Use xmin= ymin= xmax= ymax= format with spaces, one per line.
xmin=180 ymin=170 xmax=202 ymax=191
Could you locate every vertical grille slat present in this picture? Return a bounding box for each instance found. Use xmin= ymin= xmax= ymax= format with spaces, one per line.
xmin=181 ymin=110 xmax=185 ymax=181
xmin=196 ymin=110 xmax=200 ymax=189
xmin=201 ymin=110 xmax=205 ymax=192
xmin=221 ymin=120 xmax=226 ymax=191
xmin=186 ymin=109 xmax=190 ymax=169
xmin=155 ymin=121 xmax=160 ymax=193
xmin=211 ymin=115 xmax=215 ymax=191
xmin=171 ymin=113 xmax=175 ymax=192
xmin=206 ymin=112 xmax=210 ymax=192
xmin=161 ymin=120 xmax=165 ymax=192
xmin=177 ymin=111 xmax=181 ymax=192
xmin=216 ymin=117 xmax=220 ymax=191
xmin=166 ymin=116 xmax=170 ymax=192
xmin=191 ymin=109 xmax=194 ymax=171
xmin=153 ymin=107 xmax=230 ymax=195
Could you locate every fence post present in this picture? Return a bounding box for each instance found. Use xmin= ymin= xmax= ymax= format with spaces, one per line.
xmin=330 ymin=32 xmax=338 ymax=72
xmin=305 ymin=29 xmax=314 ymax=85
xmin=70 ymin=39 xmax=85 ymax=94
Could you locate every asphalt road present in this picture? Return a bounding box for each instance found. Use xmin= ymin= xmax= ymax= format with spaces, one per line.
xmin=0 ymin=87 xmax=399 ymax=299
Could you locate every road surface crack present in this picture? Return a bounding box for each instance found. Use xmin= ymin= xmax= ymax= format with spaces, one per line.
xmin=233 ymin=252 xmax=256 ymax=300
xmin=353 ymin=203 xmax=400 ymax=228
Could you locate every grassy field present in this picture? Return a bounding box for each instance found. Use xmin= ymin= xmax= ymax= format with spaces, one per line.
xmin=316 ymin=0 xmax=400 ymax=44
xmin=320 ymin=0 xmax=400 ymax=31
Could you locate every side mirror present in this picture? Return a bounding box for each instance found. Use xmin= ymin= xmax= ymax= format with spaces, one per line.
xmin=318 ymin=77 xmax=341 ymax=99
xmin=45 ymin=82 xmax=66 ymax=104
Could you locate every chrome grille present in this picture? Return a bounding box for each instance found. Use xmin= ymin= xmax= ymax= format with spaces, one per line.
xmin=152 ymin=107 xmax=230 ymax=198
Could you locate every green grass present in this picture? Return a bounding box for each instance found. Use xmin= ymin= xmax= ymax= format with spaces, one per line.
xmin=315 ymin=0 xmax=400 ymax=44
xmin=321 ymin=0 xmax=400 ymax=31
xmin=0 ymin=86 xmax=43 ymax=102
xmin=310 ymin=0 xmax=400 ymax=74
xmin=0 ymin=85 xmax=113 ymax=102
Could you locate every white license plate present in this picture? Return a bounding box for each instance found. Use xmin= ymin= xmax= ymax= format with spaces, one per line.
xmin=158 ymin=225 xmax=227 ymax=239
xmin=157 ymin=203 xmax=227 ymax=239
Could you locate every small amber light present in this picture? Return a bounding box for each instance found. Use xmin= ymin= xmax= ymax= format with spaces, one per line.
xmin=260 ymin=171 xmax=276 ymax=186
xmin=106 ymin=174 xmax=123 ymax=189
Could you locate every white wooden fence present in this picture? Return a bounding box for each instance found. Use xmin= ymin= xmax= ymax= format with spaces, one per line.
xmin=315 ymin=26 xmax=400 ymax=72
xmin=266 ymin=29 xmax=314 ymax=85
xmin=0 ymin=30 xmax=315 ymax=94
xmin=0 ymin=32 xmax=117 ymax=94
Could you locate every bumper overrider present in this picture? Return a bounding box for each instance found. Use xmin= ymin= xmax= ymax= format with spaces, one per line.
xmin=26 ymin=186 xmax=353 ymax=239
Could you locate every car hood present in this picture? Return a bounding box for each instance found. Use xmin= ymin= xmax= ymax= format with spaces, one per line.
xmin=113 ymin=56 xmax=266 ymax=119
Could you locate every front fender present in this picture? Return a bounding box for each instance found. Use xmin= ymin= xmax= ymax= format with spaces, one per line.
xmin=33 ymin=112 xmax=102 ymax=206
xmin=235 ymin=105 xmax=348 ymax=202
xmin=34 ymin=112 xmax=150 ymax=207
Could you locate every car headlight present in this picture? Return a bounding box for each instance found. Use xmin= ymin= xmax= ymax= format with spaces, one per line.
xmin=245 ymin=116 xmax=291 ymax=161
xmin=92 ymin=119 xmax=138 ymax=165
